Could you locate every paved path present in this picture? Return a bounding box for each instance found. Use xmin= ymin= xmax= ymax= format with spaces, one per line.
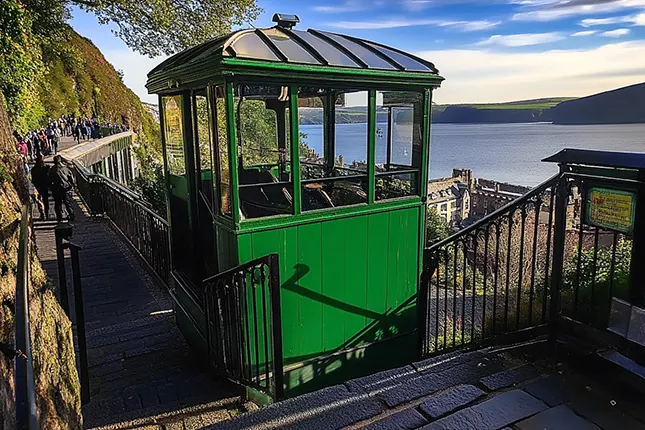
xmin=34 ymin=192 xmax=242 ymax=429
xmin=214 ymin=345 xmax=645 ymax=429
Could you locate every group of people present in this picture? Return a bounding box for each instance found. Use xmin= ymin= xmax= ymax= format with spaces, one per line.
xmin=14 ymin=114 xmax=129 ymax=162
xmin=13 ymin=114 xmax=129 ymax=223
xmin=29 ymin=154 xmax=76 ymax=222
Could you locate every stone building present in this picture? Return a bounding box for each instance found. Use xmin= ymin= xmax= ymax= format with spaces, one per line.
xmin=427 ymin=169 xmax=533 ymax=226
xmin=427 ymin=172 xmax=471 ymax=227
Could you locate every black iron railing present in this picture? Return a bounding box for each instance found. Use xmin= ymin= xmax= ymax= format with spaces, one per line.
xmin=420 ymin=153 xmax=645 ymax=364
xmin=100 ymin=177 xmax=171 ymax=286
xmin=203 ymin=254 xmax=284 ymax=401
xmin=72 ymin=161 xmax=171 ymax=286
xmin=15 ymin=204 xmax=38 ymax=429
xmin=420 ymin=174 xmax=559 ymax=356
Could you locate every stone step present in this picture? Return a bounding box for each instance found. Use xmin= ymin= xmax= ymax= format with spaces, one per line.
xmin=597 ymin=349 xmax=645 ymax=393
xmin=85 ymin=396 xmax=242 ymax=430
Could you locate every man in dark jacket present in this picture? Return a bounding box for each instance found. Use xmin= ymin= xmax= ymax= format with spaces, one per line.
xmin=49 ymin=155 xmax=75 ymax=222
xmin=30 ymin=155 xmax=50 ymax=220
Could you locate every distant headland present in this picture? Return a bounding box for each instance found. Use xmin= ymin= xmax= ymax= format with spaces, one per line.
xmin=433 ymin=82 xmax=645 ymax=125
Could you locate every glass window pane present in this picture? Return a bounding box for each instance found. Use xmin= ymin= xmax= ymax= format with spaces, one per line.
xmin=300 ymin=88 xmax=368 ymax=211
xmin=317 ymin=31 xmax=396 ymax=70
xmin=231 ymin=31 xmax=280 ymax=61
xmin=213 ymin=85 xmax=231 ymax=217
xmin=262 ymin=28 xmax=320 ymax=65
xmin=235 ymin=85 xmax=293 ymax=219
xmin=365 ymin=42 xmax=432 ymax=72
xmin=291 ymin=30 xmax=359 ymax=67
xmin=194 ymin=94 xmax=213 ymax=207
xmin=163 ymin=95 xmax=185 ymax=175
xmin=375 ymin=91 xmax=424 ymax=201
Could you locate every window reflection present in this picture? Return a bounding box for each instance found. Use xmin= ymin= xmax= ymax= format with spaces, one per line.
xmin=375 ymin=91 xmax=423 ymax=201
xmin=194 ymin=93 xmax=213 ymax=208
xmin=213 ymin=85 xmax=231 ymax=217
xmin=299 ymin=88 xmax=368 ymax=211
xmin=163 ymin=96 xmax=185 ymax=175
xmin=235 ymin=85 xmax=294 ymax=219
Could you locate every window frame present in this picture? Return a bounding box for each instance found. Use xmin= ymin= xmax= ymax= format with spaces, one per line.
xmin=232 ymin=82 xmax=297 ymax=220
xmin=223 ymin=79 xmax=431 ymax=229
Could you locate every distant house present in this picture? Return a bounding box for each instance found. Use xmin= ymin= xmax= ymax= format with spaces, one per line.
xmin=427 ymin=172 xmax=471 ymax=227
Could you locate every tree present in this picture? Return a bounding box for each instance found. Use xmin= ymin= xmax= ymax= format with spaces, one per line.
xmin=74 ymin=0 xmax=261 ymax=57
xmin=426 ymin=207 xmax=450 ymax=244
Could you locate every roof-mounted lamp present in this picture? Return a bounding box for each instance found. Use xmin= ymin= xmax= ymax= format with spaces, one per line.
xmin=272 ymin=13 xmax=300 ymax=29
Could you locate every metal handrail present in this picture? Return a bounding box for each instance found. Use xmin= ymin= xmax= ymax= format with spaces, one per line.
xmin=427 ymin=173 xmax=560 ymax=251
xmin=203 ymin=253 xmax=284 ymax=401
xmin=15 ymin=203 xmax=37 ymax=429
xmin=71 ymin=159 xmax=167 ymax=225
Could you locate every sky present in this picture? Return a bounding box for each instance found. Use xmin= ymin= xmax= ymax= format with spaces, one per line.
xmin=69 ymin=0 xmax=645 ymax=104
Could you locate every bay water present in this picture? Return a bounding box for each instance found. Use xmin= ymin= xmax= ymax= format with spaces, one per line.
xmin=300 ymin=122 xmax=645 ymax=187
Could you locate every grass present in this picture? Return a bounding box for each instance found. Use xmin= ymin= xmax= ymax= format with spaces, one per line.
xmin=434 ymin=97 xmax=578 ymax=112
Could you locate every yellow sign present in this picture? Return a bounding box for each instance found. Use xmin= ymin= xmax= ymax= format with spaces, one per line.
xmin=586 ymin=187 xmax=636 ymax=234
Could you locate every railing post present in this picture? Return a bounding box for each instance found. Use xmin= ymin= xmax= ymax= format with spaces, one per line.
xmin=628 ymin=170 xmax=645 ymax=308
xmin=15 ymin=204 xmax=38 ymax=430
xmin=54 ymin=223 xmax=73 ymax=317
xmin=67 ymin=241 xmax=90 ymax=404
xmin=548 ymin=168 xmax=569 ymax=357
xmin=417 ymin=249 xmax=434 ymax=358
xmin=269 ymin=254 xmax=284 ymax=401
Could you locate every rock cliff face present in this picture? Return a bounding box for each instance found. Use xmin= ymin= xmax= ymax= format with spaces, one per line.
xmin=549 ymin=83 xmax=645 ymax=125
xmin=0 ymin=97 xmax=82 ymax=429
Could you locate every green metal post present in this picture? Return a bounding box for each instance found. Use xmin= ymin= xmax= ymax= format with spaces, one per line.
xmin=324 ymin=93 xmax=335 ymax=170
xmin=367 ymin=90 xmax=376 ymax=204
xmin=289 ymin=86 xmax=302 ymax=215
xmin=418 ymin=89 xmax=433 ymax=274
xmin=421 ymin=89 xmax=433 ymax=197
xmin=225 ymin=82 xmax=241 ymax=226
xmin=158 ymin=95 xmax=173 ymax=225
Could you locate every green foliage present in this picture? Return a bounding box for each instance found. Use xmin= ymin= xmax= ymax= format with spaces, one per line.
xmin=426 ymin=207 xmax=450 ymax=244
xmin=130 ymin=142 xmax=166 ymax=216
xmin=79 ymin=0 xmax=261 ymax=57
xmin=561 ymin=238 xmax=632 ymax=326
xmin=0 ymin=162 xmax=10 ymax=185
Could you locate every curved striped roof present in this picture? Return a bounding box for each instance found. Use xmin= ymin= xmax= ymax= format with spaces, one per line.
xmin=147 ymin=26 xmax=439 ymax=85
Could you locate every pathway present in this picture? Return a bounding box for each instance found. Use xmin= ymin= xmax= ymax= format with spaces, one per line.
xmin=33 ymin=172 xmax=242 ymax=429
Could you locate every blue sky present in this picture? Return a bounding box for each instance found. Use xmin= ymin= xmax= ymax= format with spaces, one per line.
xmin=69 ymin=0 xmax=645 ymax=104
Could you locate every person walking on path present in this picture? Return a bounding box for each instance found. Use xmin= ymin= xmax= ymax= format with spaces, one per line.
xmin=74 ymin=122 xmax=82 ymax=143
xmin=49 ymin=155 xmax=75 ymax=222
xmin=52 ymin=126 xmax=61 ymax=154
xmin=31 ymin=154 xmax=50 ymax=220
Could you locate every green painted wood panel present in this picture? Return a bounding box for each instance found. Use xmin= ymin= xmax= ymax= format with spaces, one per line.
xmin=321 ymin=219 xmax=347 ymax=353
xmin=236 ymin=205 xmax=422 ymax=368
xmin=296 ymin=223 xmax=323 ymax=361
xmin=344 ymin=216 xmax=368 ymax=343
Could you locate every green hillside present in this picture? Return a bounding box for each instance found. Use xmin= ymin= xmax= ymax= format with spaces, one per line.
xmin=433 ymin=97 xmax=576 ymax=113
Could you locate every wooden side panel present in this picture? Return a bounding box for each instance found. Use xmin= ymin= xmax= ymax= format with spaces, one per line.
xmin=237 ymin=206 xmax=422 ymax=366
xmin=295 ymin=223 xmax=323 ymax=360
xmin=321 ymin=219 xmax=347 ymax=353
xmin=343 ymin=216 xmax=368 ymax=343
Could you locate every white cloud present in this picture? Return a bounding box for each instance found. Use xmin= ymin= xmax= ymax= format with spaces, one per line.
xmin=601 ymin=28 xmax=631 ymax=36
xmin=571 ymin=30 xmax=597 ymax=36
xmin=580 ymin=12 xmax=645 ymax=26
xmin=102 ymin=49 xmax=166 ymax=103
xmin=416 ymin=40 xmax=645 ymax=104
xmin=313 ymin=1 xmax=366 ymax=13
xmin=402 ymin=0 xmax=433 ymax=11
xmin=326 ymin=18 xmax=500 ymax=30
xmin=513 ymin=0 xmax=645 ymax=21
xmin=476 ymin=32 xmax=565 ymax=47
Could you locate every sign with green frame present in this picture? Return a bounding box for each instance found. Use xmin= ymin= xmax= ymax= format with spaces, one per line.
xmin=585 ymin=187 xmax=636 ymax=234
